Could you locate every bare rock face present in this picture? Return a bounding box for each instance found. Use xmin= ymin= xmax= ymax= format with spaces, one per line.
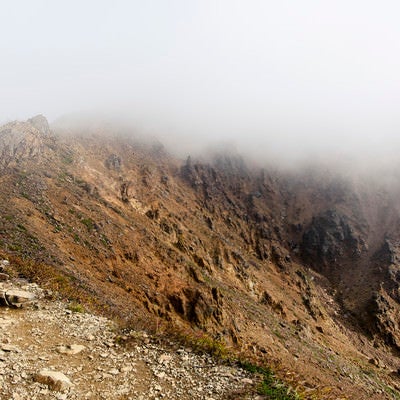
xmin=105 ymin=154 xmax=122 ymax=170
xmin=0 ymin=115 xmax=52 ymax=169
xmin=28 ymin=114 xmax=52 ymax=136
xmin=301 ymin=209 xmax=364 ymax=273
xmin=366 ymin=291 xmax=400 ymax=349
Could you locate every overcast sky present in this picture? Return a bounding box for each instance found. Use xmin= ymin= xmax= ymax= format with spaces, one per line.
xmin=1 ymin=1 xmax=400 ymax=160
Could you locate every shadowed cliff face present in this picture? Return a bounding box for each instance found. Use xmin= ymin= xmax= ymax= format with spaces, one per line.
xmin=3 ymin=116 xmax=400 ymax=397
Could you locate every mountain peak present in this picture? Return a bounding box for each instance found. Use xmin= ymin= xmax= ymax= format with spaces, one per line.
xmin=0 ymin=115 xmax=52 ymax=169
xmin=27 ymin=114 xmax=51 ymax=136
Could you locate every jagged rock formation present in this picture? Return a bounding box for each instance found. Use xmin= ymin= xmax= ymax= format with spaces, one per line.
xmin=0 ymin=115 xmax=53 ymax=170
xmin=3 ymin=116 xmax=400 ymax=398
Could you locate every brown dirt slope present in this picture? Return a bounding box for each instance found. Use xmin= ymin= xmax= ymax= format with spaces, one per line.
xmin=1 ymin=116 xmax=400 ymax=398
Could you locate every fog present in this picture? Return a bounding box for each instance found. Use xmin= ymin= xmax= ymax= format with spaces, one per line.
xmin=2 ymin=1 xmax=400 ymax=165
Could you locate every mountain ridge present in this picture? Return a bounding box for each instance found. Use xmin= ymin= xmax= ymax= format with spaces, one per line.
xmin=2 ymin=116 xmax=400 ymax=398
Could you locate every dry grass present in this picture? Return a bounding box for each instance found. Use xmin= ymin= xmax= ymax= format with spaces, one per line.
xmin=4 ymin=253 xmax=105 ymax=314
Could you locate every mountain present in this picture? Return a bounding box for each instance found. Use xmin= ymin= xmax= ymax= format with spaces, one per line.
xmin=2 ymin=115 xmax=400 ymax=398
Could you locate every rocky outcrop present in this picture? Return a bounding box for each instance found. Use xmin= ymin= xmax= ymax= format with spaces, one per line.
xmin=0 ymin=115 xmax=52 ymax=169
xmin=28 ymin=115 xmax=52 ymax=136
xmin=301 ymin=209 xmax=365 ymax=273
xmin=366 ymin=290 xmax=400 ymax=349
xmin=105 ymin=154 xmax=122 ymax=170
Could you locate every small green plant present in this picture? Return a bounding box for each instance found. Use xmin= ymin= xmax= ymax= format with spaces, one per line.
xmin=20 ymin=192 xmax=32 ymax=200
xmin=16 ymin=224 xmax=27 ymax=232
xmin=9 ymin=244 xmax=22 ymax=252
xmin=67 ymin=302 xmax=85 ymax=313
xmin=61 ymin=153 xmax=74 ymax=164
xmin=81 ymin=218 xmax=94 ymax=231
xmin=100 ymin=234 xmax=111 ymax=246
xmin=191 ymin=333 xmax=228 ymax=358
xmin=239 ymin=361 xmax=299 ymax=400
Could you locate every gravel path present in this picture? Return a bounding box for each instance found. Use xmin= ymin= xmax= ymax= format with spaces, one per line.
xmin=0 ymin=281 xmax=258 ymax=400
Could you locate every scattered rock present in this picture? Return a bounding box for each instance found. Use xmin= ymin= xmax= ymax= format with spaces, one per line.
xmin=56 ymin=344 xmax=86 ymax=355
xmin=0 ymin=274 xmax=254 ymax=399
xmin=369 ymin=358 xmax=380 ymax=367
xmin=34 ymin=370 xmax=72 ymax=391
xmin=108 ymin=368 xmax=119 ymax=375
xmin=4 ymin=289 xmax=35 ymax=307
xmin=158 ymin=353 xmax=172 ymax=364
xmin=1 ymin=344 xmax=20 ymax=353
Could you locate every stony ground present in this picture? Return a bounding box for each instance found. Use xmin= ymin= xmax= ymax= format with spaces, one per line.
xmin=0 ymin=279 xmax=257 ymax=400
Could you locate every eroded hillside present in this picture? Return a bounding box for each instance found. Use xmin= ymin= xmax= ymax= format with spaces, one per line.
xmin=2 ymin=116 xmax=400 ymax=398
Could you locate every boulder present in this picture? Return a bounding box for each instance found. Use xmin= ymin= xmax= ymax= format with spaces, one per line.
xmin=5 ymin=289 xmax=35 ymax=307
xmin=34 ymin=370 xmax=72 ymax=391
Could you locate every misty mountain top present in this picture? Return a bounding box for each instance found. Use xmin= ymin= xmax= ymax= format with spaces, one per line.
xmin=2 ymin=114 xmax=400 ymax=191
xmin=3 ymin=113 xmax=400 ymax=397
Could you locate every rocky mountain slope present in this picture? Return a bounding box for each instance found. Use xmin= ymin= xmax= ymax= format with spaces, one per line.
xmin=2 ymin=116 xmax=400 ymax=398
xmin=0 ymin=260 xmax=255 ymax=399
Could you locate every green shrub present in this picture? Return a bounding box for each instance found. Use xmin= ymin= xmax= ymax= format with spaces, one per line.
xmin=67 ymin=302 xmax=85 ymax=313
xmin=239 ymin=361 xmax=299 ymax=400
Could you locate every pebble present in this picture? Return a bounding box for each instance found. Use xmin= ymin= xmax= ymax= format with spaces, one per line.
xmin=56 ymin=344 xmax=86 ymax=355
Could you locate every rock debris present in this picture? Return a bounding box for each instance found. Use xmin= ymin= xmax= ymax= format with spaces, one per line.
xmin=0 ymin=269 xmax=256 ymax=399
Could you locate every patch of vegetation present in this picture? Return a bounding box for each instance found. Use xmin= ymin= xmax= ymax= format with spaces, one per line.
xmin=383 ymin=384 xmax=400 ymax=400
xmin=8 ymin=244 xmax=22 ymax=252
xmin=16 ymin=224 xmax=27 ymax=232
xmin=81 ymin=218 xmax=94 ymax=231
xmin=61 ymin=152 xmax=74 ymax=165
xmin=186 ymin=332 xmax=229 ymax=358
xmin=100 ymin=234 xmax=111 ymax=246
xmin=5 ymin=254 xmax=105 ymax=316
xmin=239 ymin=361 xmax=299 ymax=400
xmin=67 ymin=302 xmax=85 ymax=313
xmin=20 ymin=192 xmax=32 ymax=200
xmin=53 ymin=224 xmax=63 ymax=233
